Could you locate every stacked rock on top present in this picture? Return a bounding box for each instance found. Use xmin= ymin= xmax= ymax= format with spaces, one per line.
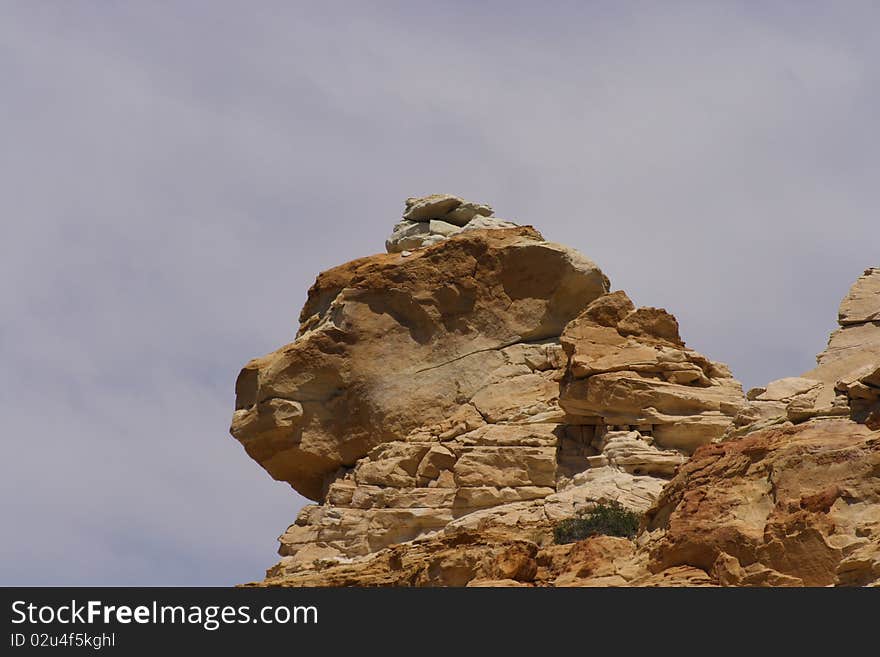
xmin=386 ymin=193 xmax=518 ymax=253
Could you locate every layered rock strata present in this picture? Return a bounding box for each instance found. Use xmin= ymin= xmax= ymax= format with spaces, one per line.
xmin=256 ymin=419 xmax=878 ymax=587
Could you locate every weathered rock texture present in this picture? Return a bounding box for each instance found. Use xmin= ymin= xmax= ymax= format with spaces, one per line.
xmin=643 ymin=419 xmax=880 ymax=587
xmin=231 ymin=196 xmax=879 ymax=587
xmin=256 ymin=419 xmax=878 ymax=588
xmin=232 ymin=224 xmax=610 ymax=502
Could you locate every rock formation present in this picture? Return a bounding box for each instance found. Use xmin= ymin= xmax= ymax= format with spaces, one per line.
xmin=231 ymin=196 xmax=879 ymax=587
xmin=728 ymin=267 xmax=880 ymax=438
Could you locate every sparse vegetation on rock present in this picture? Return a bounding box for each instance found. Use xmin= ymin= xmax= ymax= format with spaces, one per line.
xmin=553 ymin=502 xmax=641 ymax=544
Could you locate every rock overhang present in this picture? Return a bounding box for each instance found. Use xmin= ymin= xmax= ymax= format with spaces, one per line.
xmin=231 ymin=222 xmax=612 ymax=500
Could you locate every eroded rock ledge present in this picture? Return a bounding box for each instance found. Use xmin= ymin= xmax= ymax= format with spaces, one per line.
xmin=231 ymin=196 xmax=879 ymax=587
xmin=728 ymin=267 xmax=880 ymax=437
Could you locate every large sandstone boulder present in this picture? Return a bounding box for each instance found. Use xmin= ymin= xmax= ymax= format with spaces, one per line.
xmin=231 ymin=225 xmax=609 ymax=500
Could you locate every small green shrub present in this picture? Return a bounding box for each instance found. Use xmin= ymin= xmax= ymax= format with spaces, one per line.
xmin=553 ymin=501 xmax=641 ymax=544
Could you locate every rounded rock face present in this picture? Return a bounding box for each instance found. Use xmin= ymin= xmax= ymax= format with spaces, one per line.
xmin=231 ymin=226 xmax=609 ymax=500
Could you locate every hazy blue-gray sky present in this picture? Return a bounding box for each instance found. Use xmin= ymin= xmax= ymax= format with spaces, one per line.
xmin=2 ymin=2 xmax=877 ymax=585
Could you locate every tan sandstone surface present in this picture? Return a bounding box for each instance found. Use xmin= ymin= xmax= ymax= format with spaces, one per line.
xmin=231 ymin=196 xmax=880 ymax=587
